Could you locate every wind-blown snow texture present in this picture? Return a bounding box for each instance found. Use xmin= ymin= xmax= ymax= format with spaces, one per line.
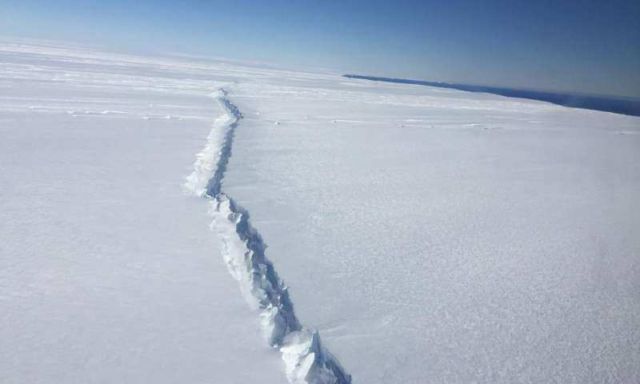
xmin=222 ymin=81 xmax=640 ymax=383
xmin=2 ymin=40 xmax=640 ymax=384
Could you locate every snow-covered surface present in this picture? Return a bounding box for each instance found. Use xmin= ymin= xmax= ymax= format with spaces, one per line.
xmin=0 ymin=41 xmax=287 ymax=383
xmin=223 ymin=79 xmax=640 ymax=383
xmin=2 ymin=40 xmax=640 ymax=383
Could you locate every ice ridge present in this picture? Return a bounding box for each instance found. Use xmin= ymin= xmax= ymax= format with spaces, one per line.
xmin=185 ymin=88 xmax=352 ymax=384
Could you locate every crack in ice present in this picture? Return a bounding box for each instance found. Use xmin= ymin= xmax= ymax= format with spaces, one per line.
xmin=185 ymin=88 xmax=351 ymax=384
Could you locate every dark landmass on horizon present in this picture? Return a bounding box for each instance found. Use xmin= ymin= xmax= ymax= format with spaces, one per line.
xmin=344 ymin=74 xmax=640 ymax=117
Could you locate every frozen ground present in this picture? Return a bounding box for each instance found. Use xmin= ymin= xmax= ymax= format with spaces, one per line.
xmin=2 ymin=40 xmax=640 ymax=383
xmin=224 ymin=77 xmax=640 ymax=383
xmin=0 ymin=41 xmax=287 ymax=383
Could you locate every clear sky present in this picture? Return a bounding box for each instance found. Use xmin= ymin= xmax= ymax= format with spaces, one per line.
xmin=1 ymin=0 xmax=639 ymax=97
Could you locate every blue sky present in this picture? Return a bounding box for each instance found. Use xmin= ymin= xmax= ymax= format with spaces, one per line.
xmin=1 ymin=0 xmax=639 ymax=97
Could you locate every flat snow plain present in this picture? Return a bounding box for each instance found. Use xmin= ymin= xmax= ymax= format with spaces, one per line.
xmin=0 ymin=41 xmax=286 ymax=383
xmin=2 ymin=41 xmax=640 ymax=383
xmin=225 ymin=79 xmax=640 ymax=383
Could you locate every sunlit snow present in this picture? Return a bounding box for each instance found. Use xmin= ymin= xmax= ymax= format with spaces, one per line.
xmin=1 ymin=41 xmax=639 ymax=384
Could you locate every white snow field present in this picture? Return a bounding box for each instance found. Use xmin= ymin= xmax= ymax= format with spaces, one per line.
xmin=0 ymin=42 xmax=287 ymax=383
xmin=2 ymin=40 xmax=640 ymax=384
